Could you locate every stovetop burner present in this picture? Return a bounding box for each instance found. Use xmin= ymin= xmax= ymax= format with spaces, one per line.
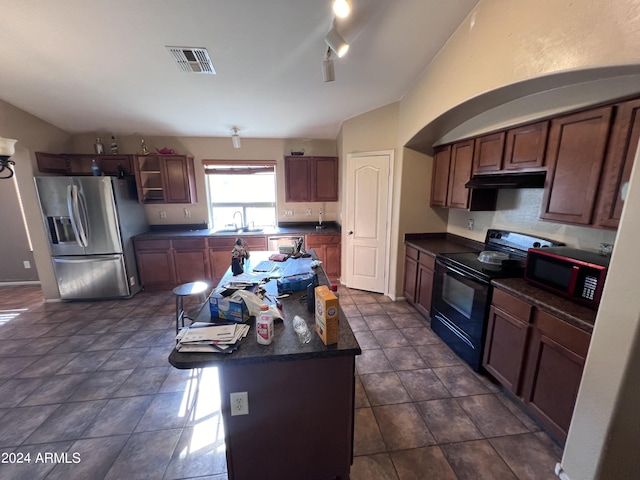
xmin=437 ymin=229 xmax=565 ymax=281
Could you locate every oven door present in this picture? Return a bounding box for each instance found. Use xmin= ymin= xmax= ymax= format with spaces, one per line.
xmin=431 ymin=258 xmax=491 ymax=370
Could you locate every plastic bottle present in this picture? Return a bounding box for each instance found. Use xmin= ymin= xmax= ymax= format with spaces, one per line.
xmin=91 ymin=158 xmax=100 ymax=176
xmin=331 ymin=283 xmax=339 ymax=297
xmin=293 ymin=315 xmax=312 ymax=344
xmin=110 ymin=136 xmax=118 ymax=154
xmin=94 ymin=137 xmax=104 ymax=155
xmin=256 ymin=304 xmax=274 ymax=345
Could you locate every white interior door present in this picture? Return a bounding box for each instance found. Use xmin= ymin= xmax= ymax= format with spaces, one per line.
xmin=344 ymin=152 xmax=392 ymax=293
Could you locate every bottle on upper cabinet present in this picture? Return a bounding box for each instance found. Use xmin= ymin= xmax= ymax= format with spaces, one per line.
xmin=110 ymin=136 xmax=118 ymax=154
xmin=94 ymin=137 xmax=104 ymax=155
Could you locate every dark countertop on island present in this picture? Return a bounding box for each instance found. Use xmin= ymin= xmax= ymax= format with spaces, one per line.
xmin=492 ymin=277 xmax=597 ymax=333
xmin=136 ymin=222 xmax=341 ymax=240
xmin=169 ymin=251 xmax=361 ymax=369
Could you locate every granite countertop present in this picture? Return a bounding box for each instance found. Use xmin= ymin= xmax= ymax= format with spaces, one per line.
xmin=136 ymin=222 xmax=341 ymax=240
xmin=168 ymin=251 xmax=361 ymax=369
xmin=491 ymin=277 xmax=597 ymax=333
xmin=404 ymin=232 xmax=484 ymax=256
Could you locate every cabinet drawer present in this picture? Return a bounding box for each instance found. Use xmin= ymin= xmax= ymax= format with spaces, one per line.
xmin=135 ymin=239 xmax=171 ymax=251
xmin=418 ymin=252 xmax=435 ymax=270
xmin=208 ymin=235 xmax=267 ymax=250
xmin=492 ymin=288 xmax=533 ymax=323
xmin=172 ymin=238 xmax=207 ymax=250
xmin=533 ymin=310 xmax=591 ymax=358
xmin=405 ymin=245 xmax=419 ymax=261
xmin=306 ymin=234 xmax=340 ymax=246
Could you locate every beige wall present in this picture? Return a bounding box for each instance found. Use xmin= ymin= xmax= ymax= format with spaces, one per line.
xmin=0 ymin=99 xmax=70 ymax=296
xmin=339 ymin=102 xmax=401 ymax=293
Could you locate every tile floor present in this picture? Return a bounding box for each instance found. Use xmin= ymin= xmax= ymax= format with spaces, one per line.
xmin=0 ymin=284 xmax=562 ymax=479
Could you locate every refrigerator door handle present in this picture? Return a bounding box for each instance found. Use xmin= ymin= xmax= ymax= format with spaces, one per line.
xmin=76 ymin=187 xmax=90 ymax=246
xmin=67 ymin=185 xmax=88 ymax=247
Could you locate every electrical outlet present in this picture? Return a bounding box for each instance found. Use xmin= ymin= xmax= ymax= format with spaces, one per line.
xmin=230 ymin=391 xmax=249 ymax=416
xmin=467 ymin=218 xmax=474 ymax=230
xmin=159 ymin=211 xmax=167 ymax=219
xmin=283 ymin=209 xmax=293 ymax=217
xmin=305 ymin=208 xmax=312 ymax=216
xmin=184 ymin=208 xmax=191 ymax=218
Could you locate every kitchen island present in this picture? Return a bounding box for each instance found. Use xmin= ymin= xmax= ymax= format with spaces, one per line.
xmin=168 ymin=252 xmax=361 ymax=480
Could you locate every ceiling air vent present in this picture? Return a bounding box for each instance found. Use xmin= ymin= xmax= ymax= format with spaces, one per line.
xmin=166 ymin=46 xmax=216 ymax=74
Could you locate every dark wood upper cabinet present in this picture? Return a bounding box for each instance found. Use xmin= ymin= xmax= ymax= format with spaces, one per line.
xmin=36 ymin=152 xmax=70 ymax=174
xmin=35 ymin=152 xmax=134 ymax=176
xmin=503 ymin=121 xmax=549 ymax=171
xmin=447 ymin=140 xmax=474 ymax=209
xmin=312 ymin=157 xmax=339 ymax=202
xmin=472 ymin=132 xmax=505 ymax=174
xmin=594 ymin=98 xmax=640 ymax=228
xmin=431 ymin=142 xmax=496 ymax=211
xmin=284 ymin=156 xmax=338 ymax=202
xmin=430 ymin=145 xmax=451 ymax=207
xmin=540 ymin=107 xmax=613 ymax=225
xmin=134 ymin=154 xmax=196 ymax=204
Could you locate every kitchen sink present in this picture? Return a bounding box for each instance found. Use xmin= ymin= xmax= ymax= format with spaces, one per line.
xmin=214 ymin=227 xmax=264 ymax=234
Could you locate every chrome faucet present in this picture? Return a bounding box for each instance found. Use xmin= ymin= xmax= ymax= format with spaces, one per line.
xmin=233 ymin=210 xmax=244 ymax=229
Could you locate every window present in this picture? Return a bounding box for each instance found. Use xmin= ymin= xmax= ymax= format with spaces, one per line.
xmin=203 ymin=161 xmax=276 ymax=230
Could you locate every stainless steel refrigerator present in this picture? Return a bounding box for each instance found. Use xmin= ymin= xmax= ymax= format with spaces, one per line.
xmin=34 ymin=176 xmax=148 ymax=300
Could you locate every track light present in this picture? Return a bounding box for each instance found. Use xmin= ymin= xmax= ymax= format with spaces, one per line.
xmin=332 ymin=0 xmax=351 ymax=18
xmin=322 ymin=59 xmax=335 ymax=82
xmin=322 ymin=47 xmax=335 ymax=82
xmin=231 ymin=128 xmax=241 ymax=149
xmin=325 ymin=27 xmax=349 ymax=58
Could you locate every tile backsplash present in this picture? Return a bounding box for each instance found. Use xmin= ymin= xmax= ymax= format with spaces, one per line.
xmin=448 ymin=189 xmax=617 ymax=251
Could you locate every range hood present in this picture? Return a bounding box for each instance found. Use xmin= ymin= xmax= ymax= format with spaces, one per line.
xmin=465 ymin=171 xmax=546 ymax=189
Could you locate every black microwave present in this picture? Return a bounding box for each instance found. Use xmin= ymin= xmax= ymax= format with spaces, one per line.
xmin=524 ymin=246 xmax=610 ymax=309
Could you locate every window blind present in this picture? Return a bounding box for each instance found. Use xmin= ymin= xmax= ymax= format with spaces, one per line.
xmin=202 ymin=160 xmax=276 ymax=175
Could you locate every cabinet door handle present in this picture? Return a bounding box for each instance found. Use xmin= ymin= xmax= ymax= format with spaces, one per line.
xmin=348 ymin=231 xmax=354 ymax=235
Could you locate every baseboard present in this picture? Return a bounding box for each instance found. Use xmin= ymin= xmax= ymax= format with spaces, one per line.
xmin=0 ymin=281 xmax=41 ymax=286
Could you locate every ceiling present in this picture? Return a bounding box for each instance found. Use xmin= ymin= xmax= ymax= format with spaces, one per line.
xmin=0 ymin=0 xmax=478 ymax=140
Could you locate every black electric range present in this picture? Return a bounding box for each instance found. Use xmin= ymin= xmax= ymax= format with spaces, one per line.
xmin=430 ymin=229 xmax=564 ymax=371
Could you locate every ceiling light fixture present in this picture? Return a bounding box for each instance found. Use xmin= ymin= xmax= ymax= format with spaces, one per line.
xmin=0 ymin=136 xmax=18 ymax=179
xmin=322 ymin=47 xmax=335 ymax=82
xmin=325 ymin=27 xmax=349 ymax=58
xmin=231 ymin=128 xmax=241 ymax=149
xmin=332 ymin=0 xmax=351 ymax=18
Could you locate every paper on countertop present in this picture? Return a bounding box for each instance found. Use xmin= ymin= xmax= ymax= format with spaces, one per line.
xmin=178 ymin=323 xmax=237 ymax=343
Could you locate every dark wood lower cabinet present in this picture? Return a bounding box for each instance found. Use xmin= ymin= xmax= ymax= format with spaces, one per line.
xmin=173 ymin=238 xmax=210 ymax=284
xmin=415 ymin=256 xmax=434 ymax=318
xmin=135 ymin=240 xmax=178 ymax=290
xmin=484 ymin=288 xmax=533 ymax=395
xmin=403 ymin=247 xmax=419 ymax=304
xmin=305 ymin=234 xmax=341 ymax=280
xmin=135 ymin=236 xmax=267 ymax=290
xmin=403 ymin=245 xmax=435 ymax=318
xmin=484 ymin=288 xmax=591 ymax=444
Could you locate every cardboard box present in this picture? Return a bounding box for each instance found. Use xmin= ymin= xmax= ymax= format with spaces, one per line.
xmin=209 ymin=292 xmax=250 ymax=323
xmin=315 ymin=285 xmax=339 ymax=345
